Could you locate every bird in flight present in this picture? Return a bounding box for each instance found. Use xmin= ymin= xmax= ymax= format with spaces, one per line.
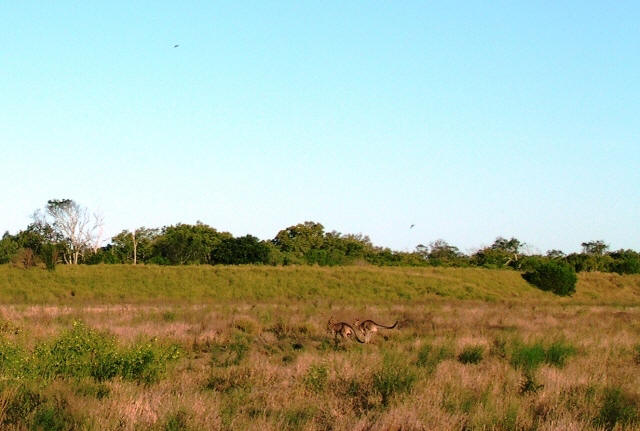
xmin=410 ymin=224 xmax=415 ymax=229
xmin=173 ymin=44 xmax=180 ymax=48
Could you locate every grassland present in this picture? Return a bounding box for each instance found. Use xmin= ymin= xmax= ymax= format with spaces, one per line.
xmin=0 ymin=265 xmax=639 ymax=430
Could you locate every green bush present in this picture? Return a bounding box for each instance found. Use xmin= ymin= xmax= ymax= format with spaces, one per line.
xmin=211 ymin=334 xmax=250 ymax=367
xmin=510 ymin=340 xmax=576 ymax=371
xmin=31 ymin=400 xmax=82 ymax=431
xmin=610 ymin=250 xmax=640 ymax=275
xmin=0 ymin=322 xmax=179 ymax=384
xmin=204 ymin=367 xmax=252 ymax=393
xmin=522 ymin=261 xmax=577 ymax=296
xmin=164 ymin=409 xmax=190 ymax=431
xmin=372 ymin=355 xmax=416 ymax=406
xmin=457 ymin=345 xmax=484 ymax=364
xmin=545 ymin=340 xmax=576 ymax=367
xmin=304 ymin=364 xmax=328 ymax=393
xmin=510 ymin=342 xmax=546 ymax=372
xmin=40 ymin=243 xmax=58 ymax=271
xmin=594 ymin=387 xmax=639 ymax=430
xmin=1 ymin=383 xmax=43 ymax=426
xmin=416 ymin=343 xmax=454 ymax=372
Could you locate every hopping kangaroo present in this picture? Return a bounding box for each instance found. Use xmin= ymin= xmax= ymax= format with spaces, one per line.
xmin=327 ymin=317 xmax=364 ymax=344
xmin=353 ymin=318 xmax=398 ymax=343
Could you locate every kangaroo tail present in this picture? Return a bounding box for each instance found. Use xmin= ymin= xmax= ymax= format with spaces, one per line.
xmin=379 ymin=321 xmax=398 ymax=329
xmin=347 ymin=324 xmax=365 ymax=343
xmin=353 ymin=332 xmax=365 ymax=343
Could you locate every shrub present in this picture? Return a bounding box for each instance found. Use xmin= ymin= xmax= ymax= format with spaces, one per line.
xmin=12 ymin=248 xmax=37 ymax=268
xmin=594 ymin=387 xmax=639 ymax=430
xmin=545 ymin=340 xmax=576 ymax=367
xmin=522 ymin=261 xmax=577 ymax=296
xmin=73 ymin=381 xmax=110 ymax=399
xmin=283 ymin=407 xmax=315 ymax=430
xmin=510 ymin=342 xmax=546 ymax=372
xmin=519 ymin=372 xmax=544 ymax=395
xmin=211 ymin=334 xmax=250 ymax=367
xmin=164 ymin=409 xmax=190 ymax=431
xmin=304 ymin=364 xmax=328 ymax=393
xmin=610 ymin=250 xmax=640 ymax=275
xmin=372 ymin=355 xmax=416 ymax=406
xmin=31 ymin=399 xmax=82 ymax=431
xmin=416 ymin=343 xmax=454 ymax=372
xmin=1 ymin=383 xmax=43 ymax=426
xmin=510 ymin=339 xmax=576 ymax=371
xmin=457 ymin=345 xmax=484 ymax=364
xmin=204 ymin=368 xmax=252 ymax=393
xmin=1 ymin=322 xmax=180 ymax=384
xmin=40 ymin=243 xmax=58 ymax=271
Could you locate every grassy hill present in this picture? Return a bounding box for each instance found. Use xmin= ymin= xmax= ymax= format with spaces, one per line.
xmin=1 ymin=264 xmax=639 ymax=305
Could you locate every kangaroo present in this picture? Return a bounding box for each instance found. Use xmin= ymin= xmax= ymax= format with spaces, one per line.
xmin=352 ymin=318 xmax=398 ymax=343
xmin=327 ymin=317 xmax=364 ymax=344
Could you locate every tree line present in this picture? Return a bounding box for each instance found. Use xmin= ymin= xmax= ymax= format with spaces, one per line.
xmin=1 ymin=199 xmax=638 ymax=275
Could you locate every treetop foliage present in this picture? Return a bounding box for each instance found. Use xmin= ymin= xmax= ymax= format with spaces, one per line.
xmin=0 ymin=200 xmax=638 ymax=276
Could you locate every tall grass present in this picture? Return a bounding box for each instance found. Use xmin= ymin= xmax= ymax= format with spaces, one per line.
xmin=1 ymin=264 xmax=639 ymax=305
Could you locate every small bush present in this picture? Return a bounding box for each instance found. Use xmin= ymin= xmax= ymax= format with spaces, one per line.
xmin=416 ymin=343 xmax=454 ymax=372
xmin=457 ymin=345 xmax=484 ymax=364
xmin=372 ymin=355 xmax=416 ymax=406
xmin=0 ymin=322 xmax=179 ymax=384
xmin=211 ymin=334 xmax=250 ymax=367
xmin=282 ymin=407 xmax=315 ymax=430
xmin=205 ymin=368 xmax=252 ymax=393
xmin=12 ymin=248 xmax=37 ymax=269
xmin=164 ymin=409 xmax=190 ymax=431
xmin=40 ymin=244 xmax=58 ymax=271
xmin=304 ymin=364 xmax=328 ymax=393
xmin=522 ymin=261 xmax=577 ymax=296
xmin=519 ymin=372 xmax=544 ymax=395
xmin=545 ymin=340 xmax=576 ymax=367
xmin=510 ymin=340 xmax=576 ymax=371
xmin=510 ymin=342 xmax=546 ymax=372
xmin=31 ymin=399 xmax=82 ymax=431
xmin=162 ymin=311 xmax=177 ymax=322
xmin=594 ymin=387 xmax=639 ymax=430
xmin=1 ymin=384 xmax=43 ymax=426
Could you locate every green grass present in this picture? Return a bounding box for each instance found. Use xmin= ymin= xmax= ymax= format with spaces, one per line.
xmin=0 ymin=321 xmax=180 ymax=384
xmin=510 ymin=339 xmax=576 ymax=371
xmin=457 ymin=345 xmax=485 ymax=365
xmin=1 ymin=264 xmax=639 ymax=305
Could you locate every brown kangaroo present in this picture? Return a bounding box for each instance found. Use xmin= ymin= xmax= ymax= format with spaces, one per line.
xmin=327 ymin=317 xmax=364 ymax=344
xmin=353 ymin=318 xmax=398 ymax=343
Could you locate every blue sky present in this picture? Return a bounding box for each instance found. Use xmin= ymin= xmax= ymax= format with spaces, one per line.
xmin=1 ymin=1 xmax=638 ymax=254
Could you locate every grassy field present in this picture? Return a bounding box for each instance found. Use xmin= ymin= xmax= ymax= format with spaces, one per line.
xmin=0 ymin=265 xmax=639 ymax=430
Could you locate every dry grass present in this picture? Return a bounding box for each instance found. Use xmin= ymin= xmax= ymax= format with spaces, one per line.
xmin=0 ymin=265 xmax=639 ymax=430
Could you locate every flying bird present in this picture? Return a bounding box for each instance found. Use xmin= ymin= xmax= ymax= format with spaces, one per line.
xmin=173 ymin=44 xmax=180 ymax=48
xmin=410 ymin=224 xmax=415 ymax=229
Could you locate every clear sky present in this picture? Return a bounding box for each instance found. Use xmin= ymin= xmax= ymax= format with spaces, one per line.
xmin=1 ymin=1 xmax=638 ymax=254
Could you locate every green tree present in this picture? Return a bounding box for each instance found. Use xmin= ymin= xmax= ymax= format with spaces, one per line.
xmin=522 ymin=261 xmax=577 ymax=296
xmin=418 ymin=239 xmax=466 ymax=267
xmin=152 ymin=222 xmax=231 ymax=265
xmin=471 ymin=237 xmax=524 ymax=269
xmin=33 ymin=199 xmax=103 ymax=264
xmin=210 ymin=235 xmax=270 ymax=265
xmin=111 ymin=228 xmax=159 ymax=264
xmin=273 ymin=221 xmax=325 ymax=261
xmin=580 ymin=240 xmax=612 ymax=271
xmin=0 ymin=232 xmax=19 ymax=264
xmin=609 ymin=249 xmax=640 ymax=275
xmin=581 ymin=240 xmax=609 ymax=255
